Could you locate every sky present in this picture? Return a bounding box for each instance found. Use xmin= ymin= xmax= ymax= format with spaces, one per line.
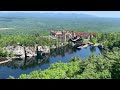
xmin=0 ymin=11 xmax=120 ymax=18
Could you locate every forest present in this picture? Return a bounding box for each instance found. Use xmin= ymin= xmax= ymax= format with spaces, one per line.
xmin=0 ymin=34 xmax=57 ymax=47
xmin=1 ymin=17 xmax=120 ymax=36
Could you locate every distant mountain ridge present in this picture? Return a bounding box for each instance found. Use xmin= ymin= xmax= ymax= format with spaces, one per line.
xmin=0 ymin=12 xmax=98 ymax=18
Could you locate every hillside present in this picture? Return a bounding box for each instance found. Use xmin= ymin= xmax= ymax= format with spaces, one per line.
xmin=0 ymin=13 xmax=120 ymax=35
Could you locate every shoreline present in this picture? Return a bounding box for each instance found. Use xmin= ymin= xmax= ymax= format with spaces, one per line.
xmin=0 ymin=43 xmax=103 ymax=64
xmin=77 ymin=43 xmax=102 ymax=49
xmin=0 ymin=57 xmax=12 ymax=64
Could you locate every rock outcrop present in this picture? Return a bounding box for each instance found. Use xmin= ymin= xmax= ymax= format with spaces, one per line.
xmin=25 ymin=47 xmax=37 ymax=57
xmin=4 ymin=45 xmax=50 ymax=59
xmin=51 ymin=45 xmax=57 ymax=49
xmin=38 ymin=46 xmax=44 ymax=52
xmin=5 ymin=45 xmax=25 ymax=58
xmin=38 ymin=46 xmax=50 ymax=53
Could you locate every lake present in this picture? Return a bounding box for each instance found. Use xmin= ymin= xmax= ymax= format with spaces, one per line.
xmin=0 ymin=45 xmax=101 ymax=79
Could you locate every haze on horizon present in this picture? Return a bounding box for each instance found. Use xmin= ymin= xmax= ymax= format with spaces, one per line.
xmin=0 ymin=11 xmax=120 ymax=18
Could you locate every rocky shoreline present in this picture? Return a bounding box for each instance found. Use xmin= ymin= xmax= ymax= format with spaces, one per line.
xmin=0 ymin=43 xmax=68 ymax=64
xmin=77 ymin=43 xmax=104 ymax=49
xmin=0 ymin=57 xmax=12 ymax=64
xmin=0 ymin=44 xmax=50 ymax=64
xmin=0 ymin=42 xmax=104 ymax=64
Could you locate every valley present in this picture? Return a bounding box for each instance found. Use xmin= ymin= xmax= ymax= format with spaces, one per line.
xmin=0 ymin=11 xmax=120 ymax=79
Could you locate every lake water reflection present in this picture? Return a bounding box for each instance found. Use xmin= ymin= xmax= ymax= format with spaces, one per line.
xmin=0 ymin=45 xmax=101 ymax=79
